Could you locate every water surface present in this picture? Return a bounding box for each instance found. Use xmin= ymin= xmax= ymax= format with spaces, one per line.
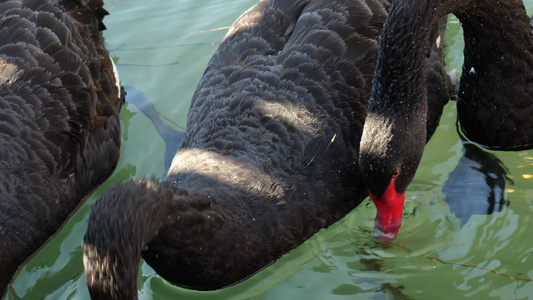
xmin=5 ymin=0 xmax=533 ymax=299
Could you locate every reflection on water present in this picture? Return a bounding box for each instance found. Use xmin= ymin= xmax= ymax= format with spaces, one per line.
xmin=443 ymin=139 xmax=511 ymax=225
xmin=125 ymin=85 xmax=184 ymax=178
xmin=5 ymin=0 xmax=533 ymax=299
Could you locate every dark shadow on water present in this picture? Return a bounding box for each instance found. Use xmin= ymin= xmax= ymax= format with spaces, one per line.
xmin=340 ymin=238 xmax=416 ymax=299
xmin=442 ymin=139 xmax=512 ymax=226
xmin=124 ymin=85 xmax=185 ymax=178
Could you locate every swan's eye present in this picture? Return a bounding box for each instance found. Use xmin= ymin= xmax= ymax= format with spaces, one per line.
xmin=392 ymin=170 xmax=400 ymax=178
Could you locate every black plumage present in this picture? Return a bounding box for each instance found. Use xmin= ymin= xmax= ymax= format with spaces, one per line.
xmin=359 ymin=0 xmax=533 ymax=240
xmin=0 ymin=0 xmax=122 ymax=296
xmin=83 ymin=0 xmax=449 ymax=299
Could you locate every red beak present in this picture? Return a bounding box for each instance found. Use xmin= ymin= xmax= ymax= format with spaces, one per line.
xmin=368 ymin=178 xmax=405 ymax=241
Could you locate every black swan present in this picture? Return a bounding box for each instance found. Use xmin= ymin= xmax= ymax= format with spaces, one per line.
xmin=358 ymin=0 xmax=533 ymax=240
xmin=0 ymin=0 xmax=122 ymax=296
xmin=83 ymin=0 xmax=449 ymax=298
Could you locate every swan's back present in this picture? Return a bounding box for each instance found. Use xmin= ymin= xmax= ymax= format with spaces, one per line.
xmin=85 ymin=0 xmax=389 ymax=297
xmin=161 ymin=0 xmax=388 ymax=286
xmin=0 ymin=0 xmax=122 ymax=295
xmin=83 ymin=0 xmax=448 ymax=298
xmin=163 ymin=1 xmax=387 ymax=262
xmin=170 ymin=0 xmax=387 ymax=185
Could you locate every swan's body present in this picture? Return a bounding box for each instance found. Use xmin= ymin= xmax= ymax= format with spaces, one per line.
xmin=359 ymin=0 xmax=533 ymax=239
xmin=83 ymin=0 xmax=449 ymax=298
xmin=0 ymin=0 xmax=122 ymax=296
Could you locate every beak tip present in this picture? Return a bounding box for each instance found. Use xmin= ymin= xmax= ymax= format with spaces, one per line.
xmin=373 ymin=219 xmax=401 ymax=241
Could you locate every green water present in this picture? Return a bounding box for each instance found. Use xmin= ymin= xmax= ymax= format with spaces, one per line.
xmin=5 ymin=0 xmax=533 ymax=299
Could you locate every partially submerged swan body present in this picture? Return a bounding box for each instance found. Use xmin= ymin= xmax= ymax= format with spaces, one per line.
xmin=83 ymin=0 xmax=451 ymax=298
xmin=0 ymin=0 xmax=122 ymax=296
xmin=359 ymin=0 xmax=533 ymax=239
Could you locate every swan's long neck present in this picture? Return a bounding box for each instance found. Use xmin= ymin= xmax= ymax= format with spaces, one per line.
xmin=366 ymin=0 xmax=532 ymax=139
xmin=369 ymin=1 xmax=443 ymax=117
xmin=456 ymin=0 xmax=532 ymax=79
xmin=361 ymin=0 xmax=533 ymax=190
xmin=360 ymin=0 xmax=449 ymax=195
xmin=83 ymin=179 xmax=182 ymax=300
xmin=454 ymin=0 xmax=533 ymax=148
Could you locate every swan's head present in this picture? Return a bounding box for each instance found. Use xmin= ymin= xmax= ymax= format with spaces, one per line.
xmin=359 ymin=110 xmax=426 ymax=241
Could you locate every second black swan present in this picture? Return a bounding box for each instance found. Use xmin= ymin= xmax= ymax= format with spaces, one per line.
xmin=0 ymin=0 xmax=122 ymax=296
xmin=82 ymin=0 xmax=450 ymax=298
